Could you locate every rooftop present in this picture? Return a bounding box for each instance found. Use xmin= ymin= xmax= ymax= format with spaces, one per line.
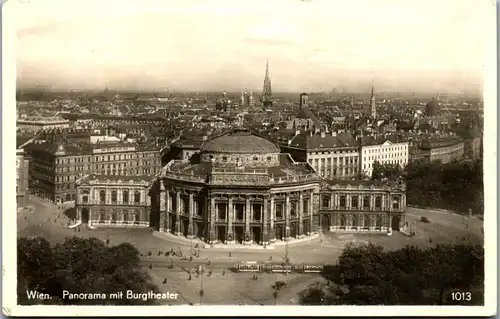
xmin=201 ymin=128 xmax=280 ymax=154
xmin=287 ymin=131 xmax=357 ymax=150
xmin=165 ymin=153 xmax=317 ymax=185
xmin=77 ymin=174 xmax=155 ymax=185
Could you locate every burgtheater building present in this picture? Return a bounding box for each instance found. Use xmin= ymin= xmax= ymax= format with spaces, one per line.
xmin=145 ymin=128 xmax=407 ymax=246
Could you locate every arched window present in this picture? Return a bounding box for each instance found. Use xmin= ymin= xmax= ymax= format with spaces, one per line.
xmin=322 ymin=196 xmax=330 ymax=209
xmin=111 ymin=210 xmax=117 ymax=223
xmin=122 ymin=209 xmax=128 ymax=221
xmin=123 ymin=190 xmax=129 ymax=204
xmin=375 ymin=215 xmax=382 ymax=228
xmin=111 ymin=191 xmax=117 ymax=203
xmin=100 ymin=190 xmax=106 ymax=204
xmin=82 ymin=190 xmax=89 ymax=204
xmin=134 ymin=192 xmax=141 ymax=204
xmin=134 ymin=210 xmax=140 ymax=224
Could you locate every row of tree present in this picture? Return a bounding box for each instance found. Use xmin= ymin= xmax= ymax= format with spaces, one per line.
xmin=299 ymin=242 xmax=484 ymax=305
xmin=18 ymin=236 xmax=158 ymax=305
xmin=371 ymin=159 xmax=483 ymax=214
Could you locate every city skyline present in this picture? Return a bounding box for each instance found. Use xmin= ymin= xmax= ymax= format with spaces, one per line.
xmin=14 ymin=0 xmax=488 ymax=93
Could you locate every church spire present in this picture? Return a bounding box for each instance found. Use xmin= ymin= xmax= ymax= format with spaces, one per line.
xmin=370 ymin=85 xmax=376 ymax=119
xmin=262 ymin=59 xmax=273 ymax=107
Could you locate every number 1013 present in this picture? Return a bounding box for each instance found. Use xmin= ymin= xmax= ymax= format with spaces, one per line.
xmin=451 ymin=291 xmax=471 ymax=301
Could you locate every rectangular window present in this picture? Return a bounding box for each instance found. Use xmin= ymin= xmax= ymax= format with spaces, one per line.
xmin=339 ymin=196 xmax=346 ymax=208
xmin=392 ymin=196 xmax=400 ymax=209
xmin=363 ymin=196 xmax=370 ymax=208
xmin=276 ymin=203 xmax=283 ymax=218
xmin=322 ymin=196 xmax=330 ymax=209
xmin=351 ymin=196 xmax=358 ymax=209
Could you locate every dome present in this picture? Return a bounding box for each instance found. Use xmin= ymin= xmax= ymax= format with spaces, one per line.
xmin=201 ymin=129 xmax=280 ymax=154
xmin=425 ymin=99 xmax=440 ymax=116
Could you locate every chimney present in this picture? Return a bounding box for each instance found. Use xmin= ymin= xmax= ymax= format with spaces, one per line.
xmin=295 ymin=130 xmax=300 ymax=136
xmin=320 ymin=131 xmax=326 ymax=138
xmin=331 ymin=131 xmax=337 ymax=137
xmin=309 ymin=131 xmax=313 ymax=137
xmin=202 ymin=135 xmax=208 ymax=141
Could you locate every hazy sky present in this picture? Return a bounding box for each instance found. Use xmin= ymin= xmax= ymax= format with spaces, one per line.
xmin=13 ymin=0 xmax=490 ymax=93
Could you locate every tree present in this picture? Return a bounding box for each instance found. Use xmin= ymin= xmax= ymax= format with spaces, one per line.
xmin=404 ymin=159 xmax=483 ymax=214
xmin=299 ymin=243 xmax=484 ymax=305
xmin=17 ymin=236 xmax=158 ymax=305
xmin=371 ymin=161 xmax=403 ymax=181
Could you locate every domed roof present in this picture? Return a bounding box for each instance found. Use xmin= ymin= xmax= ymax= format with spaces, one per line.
xmin=425 ymin=99 xmax=440 ymax=116
xmin=201 ymin=129 xmax=280 ymax=154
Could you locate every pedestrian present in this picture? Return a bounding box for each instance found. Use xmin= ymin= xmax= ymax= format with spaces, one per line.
xmin=429 ymin=238 xmax=432 ymax=243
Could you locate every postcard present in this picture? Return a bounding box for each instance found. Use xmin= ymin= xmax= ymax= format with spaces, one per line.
xmin=3 ymin=0 xmax=497 ymax=316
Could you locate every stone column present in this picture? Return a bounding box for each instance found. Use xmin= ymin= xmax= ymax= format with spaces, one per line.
xmin=308 ymin=190 xmax=314 ymax=234
xmin=187 ymin=192 xmax=194 ymax=238
xmin=159 ymin=187 xmax=166 ymax=232
xmin=165 ymin=189 xmax=170 ymax=232
xmin=262 ymin=197 xmax=269 ymax=244
xmin=298 ymin=192 xmax=304 ymax=237
xmin=244 ymin=196 xmax=251 ymax=244
xmin=382 ymin=194 xmax=385 ymax=211
xmin=209 ymin=197 xmax=216 ymax=243
xmin=77 ymin=206 xmax=82 ymax=222
xmin=285 ymin=193 xmax=291 ymax=240
xmin=226 ymin=196 xmax=234 ymax=243
xmin=269 ymin=195 xmax=276 ymax=242
xmin=175 ymin=191 xmax=181 ymax=236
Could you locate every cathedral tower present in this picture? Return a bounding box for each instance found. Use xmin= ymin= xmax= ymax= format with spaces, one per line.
xmin=370 ymin=85 xmax=376 ymax=119
xmin=261 ymin=59 xmax=273 ymax=108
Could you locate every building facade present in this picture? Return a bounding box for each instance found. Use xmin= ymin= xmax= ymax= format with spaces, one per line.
xmin=75 ymin=175 xmax=153 ymax=227
xmin=68 ymin=128 xmax=408 ymax=246
xmin=281 ymin=131 xmax=360 ymax=179
xmin=17 ymin=116 xmax=70 ymax=133
xmin=418 ymin=136 xmax=465 ymax=164
xmin=319 ymin=180 xmax=407 ymax=233
xmin=151 ymin=129 xmax=321 ymax=245
xmin=360 ymin=136 xmax=410 ymax=177
xmin=25 ymin=141 xmax=161 ymax=204
xmin=17 ymin=149 xmax=30 ymax=207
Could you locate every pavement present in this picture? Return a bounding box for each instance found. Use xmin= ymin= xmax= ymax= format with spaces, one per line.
xmin=18 ymin=197 xmax=484 ymax=265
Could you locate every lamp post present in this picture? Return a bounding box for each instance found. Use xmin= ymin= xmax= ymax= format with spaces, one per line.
xmin=285 ymin=226 xmax=290 ymax=276
xmin=199 ymin=265 xmax=205 ymax=305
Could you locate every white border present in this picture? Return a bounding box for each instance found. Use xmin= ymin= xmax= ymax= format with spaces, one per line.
xmin=3 ymin=0 xmax=497 ymax=316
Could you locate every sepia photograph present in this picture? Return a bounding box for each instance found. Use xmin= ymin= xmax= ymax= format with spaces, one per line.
xmin=3 ymin=0 xmax=497 ymax=316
